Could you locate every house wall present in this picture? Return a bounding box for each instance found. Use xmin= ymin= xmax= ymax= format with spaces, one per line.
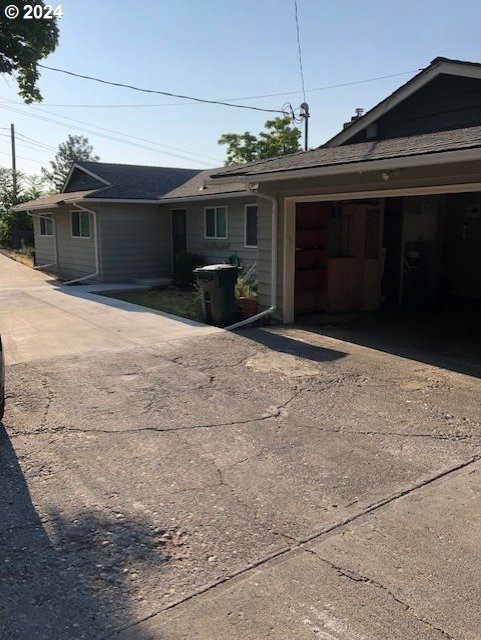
xmin=161 ymin=197 xmax=259 ymax=269
xmin=345 ymin=75 xmax=481 ymax=143
xmin=255 ymin=159 xmax=481 ymax=321
xmin=53 ymin=206 xmax=96 ymax=279
xmin=97 ymin=203 xmax=171 ymax=281
xmin=33 ymin=216 xmax=56 ymax=267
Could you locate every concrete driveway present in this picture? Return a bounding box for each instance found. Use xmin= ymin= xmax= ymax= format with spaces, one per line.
xmin=1 ymin=254 xmax=480 ymax=639
xmin=0 ymin=253 xmax=219 ymax=365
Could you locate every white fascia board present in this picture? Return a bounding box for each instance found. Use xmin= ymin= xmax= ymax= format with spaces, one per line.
xmin=325 ymin=61 xmax=481 ymax=147
xmin=158 ymin=191 xmax=249 ymax=204
xmin=77 ymin=198 xmax=160 ymax=204
xmin=209 ymin=148 xmax=480 ymax=185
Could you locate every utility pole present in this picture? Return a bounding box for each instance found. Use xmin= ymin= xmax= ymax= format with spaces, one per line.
xmin=10 ymin=123 xmax=17 ymax=201
xmin=300 ymin=103 xmax=309 ymax=151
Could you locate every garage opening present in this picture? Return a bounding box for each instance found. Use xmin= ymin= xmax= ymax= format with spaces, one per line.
xmin=293 ymin=192 xmax=481 ymax=368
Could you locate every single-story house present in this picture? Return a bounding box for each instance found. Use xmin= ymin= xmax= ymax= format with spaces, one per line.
xmin=14 ymin=56 xmax=481 ymax=324
xmin=15 ymin=162 xmax=258 ymax=284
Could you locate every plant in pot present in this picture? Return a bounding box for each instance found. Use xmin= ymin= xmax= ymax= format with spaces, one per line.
xmin=235 ymin=265 xmax=258 ymax=319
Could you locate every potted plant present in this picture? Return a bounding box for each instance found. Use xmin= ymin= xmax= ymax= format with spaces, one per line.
xmin=235 ymin=266 xmax=258 ymax=319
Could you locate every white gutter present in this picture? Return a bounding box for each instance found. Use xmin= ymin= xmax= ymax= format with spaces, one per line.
xmin=158 ymin=191 xmax=250 ymax=204
xmin=27 ymin=211 xmax=58 ymax=270
xmin=208 ymin=148 xmax=481 ymax=185
xmin=63 ymin=202 xmax=100 ymax=285
xmin=225 ymin=187 xmax=278 ymax=331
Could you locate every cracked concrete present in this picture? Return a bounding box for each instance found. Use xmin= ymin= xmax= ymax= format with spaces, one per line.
xmin=1 ymin=254 xmax=480 ymax=639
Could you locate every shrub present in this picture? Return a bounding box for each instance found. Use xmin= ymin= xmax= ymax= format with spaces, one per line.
xmin=173 ymin=251 xmax=205 ymax=288
xmin=235 ymin=264 xmax=258 ymax=299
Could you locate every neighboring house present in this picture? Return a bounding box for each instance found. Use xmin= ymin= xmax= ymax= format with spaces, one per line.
xmin=208 ymin=57 xmax=481 ymax=322
xmin=14 ymin=162 xmax=258 ymax=283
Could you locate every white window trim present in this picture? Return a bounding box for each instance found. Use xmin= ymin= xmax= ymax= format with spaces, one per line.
xmin=70 ymin=210 xmax=91 ymax=239
xmin=244 ymin=204 xmax=258 ymax=248
xmin=204 ymin=205 xmax=228 ymax=240
xmin=39 ymin=212 xmax=54 ymax=237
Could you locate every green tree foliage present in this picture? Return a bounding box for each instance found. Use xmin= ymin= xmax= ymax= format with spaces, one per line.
xmin=0 ymin=167 xmax=49 ymax=247
xmin=0 ymin=1 xmax=59 ymax=103
xmin=218 ymin=116 xmax=302 ymax=165
xmin=42 ymin=134 xmax=100 ymax=191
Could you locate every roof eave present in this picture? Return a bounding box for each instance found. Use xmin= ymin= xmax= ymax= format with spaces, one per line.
xmin=208 ymin=148 xmax=480 ymax=185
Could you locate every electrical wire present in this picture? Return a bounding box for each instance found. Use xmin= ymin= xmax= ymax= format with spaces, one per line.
xmin=1 ymin=105 xmax=216 ymax=166
xmin=10 ymin=70 xmax=418 ymax=107
xmin=37 ymin=64 xmax=287 ymax=115
xmin=1 ymin=99 xmax=223 ymax=164
xmin=294 ymin=0 xmax=306 ymax=103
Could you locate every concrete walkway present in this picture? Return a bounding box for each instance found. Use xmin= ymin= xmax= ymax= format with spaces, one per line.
xmin=0 ymin=254 xmax=220 ymax=365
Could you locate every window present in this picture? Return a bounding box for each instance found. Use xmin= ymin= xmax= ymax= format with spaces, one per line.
xmin=205 ymin=206 xmax=227 ymax=239
xmin=245 ymin=204 xmax=258 ymax=247
xmin=39 ymin=214 xmax=53 ymax=237
xmin=71 ymin=210 xmax=91 ymax=238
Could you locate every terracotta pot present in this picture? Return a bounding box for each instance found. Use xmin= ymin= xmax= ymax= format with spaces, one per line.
xmin=238 ymin=297 xmax=258 ymax=318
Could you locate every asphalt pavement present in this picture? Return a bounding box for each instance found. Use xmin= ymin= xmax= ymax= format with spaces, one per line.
xmin=1 ymin=254 xmax=479 ymax=639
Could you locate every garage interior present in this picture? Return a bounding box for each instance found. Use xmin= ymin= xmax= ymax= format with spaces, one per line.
xmin=294 ymin=193 xmax=481 ymax=369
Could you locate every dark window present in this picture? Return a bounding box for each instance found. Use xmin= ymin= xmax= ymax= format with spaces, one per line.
xmin=71 ymin=211 xmax=90 ymax=238
xmin=39 ymin=214 xmax=53 ymax=236
xmin=205 ymin=207 xmax=227 ymax=239
xmin=245 ymin=205 xmax=258 ymax=247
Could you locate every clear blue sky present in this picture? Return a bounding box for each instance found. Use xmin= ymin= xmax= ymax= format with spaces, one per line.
xmin=1 ymin=0 xmax=480 ymax=175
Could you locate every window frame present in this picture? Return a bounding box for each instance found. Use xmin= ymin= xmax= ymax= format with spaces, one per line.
xmin=244 ymin=204 xmax=258 ymax=248
xmin=204 ymin=205 xmax=228 ymax=240
xmin=70 ymin=210 xmax=91 ymax=239
xmin=39 ymin=213 xmax=54 ymax=237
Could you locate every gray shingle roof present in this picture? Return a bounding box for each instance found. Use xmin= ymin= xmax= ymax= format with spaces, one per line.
xmin=160 ymin=168 xmax=247 ymax=200
xmin=213 ymin=126 xmax=481 ymax=180
xmin=12 ymin=190 xmax=97 ymax=212
xmin=75 ymin=161 xmax=201 ymax=199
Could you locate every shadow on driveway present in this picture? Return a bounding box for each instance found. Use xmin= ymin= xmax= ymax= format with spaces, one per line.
xmin=236 ymin=327 xmax=347 ymax=362
xmin=0 ymin=426 xmax=162 ymax=640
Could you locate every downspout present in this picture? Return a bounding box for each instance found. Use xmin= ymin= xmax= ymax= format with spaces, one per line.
xmin=225 ymin=187 xmax=278 ymax=331
xmin=27 ymin=211 xmax=58 ymax=270
xmin=63 ymin=202 xmax=100 ymax=285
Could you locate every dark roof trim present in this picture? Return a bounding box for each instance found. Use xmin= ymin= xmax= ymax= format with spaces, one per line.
xmin=61 ymin=163 xmax=111 ymax=192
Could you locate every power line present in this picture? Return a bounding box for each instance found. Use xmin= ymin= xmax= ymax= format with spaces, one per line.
xmin=1 ymin=99 xmax=222 ymax=164
xmin=0 ymin=150 xmax=44 ymax=165
xmin=37 ymin=64 xmax=286 ymax=115
xmin=294 ymin=0 xmax=306 ymax=102
xmin=9 ymin=70 xmax=418 ymax=108
xmin=2 ymin=105 xmax=216 ymax=166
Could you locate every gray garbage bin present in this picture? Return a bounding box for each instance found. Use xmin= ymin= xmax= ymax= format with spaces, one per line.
xmin=194 ymin=264 xmax=238 ymax=326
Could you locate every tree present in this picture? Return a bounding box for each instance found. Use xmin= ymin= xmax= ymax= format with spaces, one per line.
xmin=0 ymin=167 xmax=49 ymax=247
xmin=0 ymin=1 xmax=59 ymax=103
xmin=42 ymin=135 xmax=99 ymax=191
xmin=218 ymin=116 xmax=302 ymax=165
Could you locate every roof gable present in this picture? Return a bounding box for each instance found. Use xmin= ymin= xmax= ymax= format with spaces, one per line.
xmin=325 ymin=57 xmax=481 ymax=147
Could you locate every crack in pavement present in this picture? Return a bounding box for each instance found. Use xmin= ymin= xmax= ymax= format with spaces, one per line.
xmin=306 ymin=550 xmax=455 ymax=639
xmin=102 ymin=455 xmax=479 ymax=638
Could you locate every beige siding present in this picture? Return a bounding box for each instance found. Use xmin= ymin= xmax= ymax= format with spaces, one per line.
xmin=161 ymin=197 xmax=259 ymax=269
xmin=54 ymin=206 xmax=96 ymax=279
xmin=33 ymin=216 xmax=56 ymax=267
xmin=98 ymin=203 xmax=171 ymax=281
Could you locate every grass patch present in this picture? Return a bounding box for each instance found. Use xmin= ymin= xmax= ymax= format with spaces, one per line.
xmin=104 ymin=287 xmax=204 ymax=322
xmin=1 ymin=248 xmax=34 ymax=268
